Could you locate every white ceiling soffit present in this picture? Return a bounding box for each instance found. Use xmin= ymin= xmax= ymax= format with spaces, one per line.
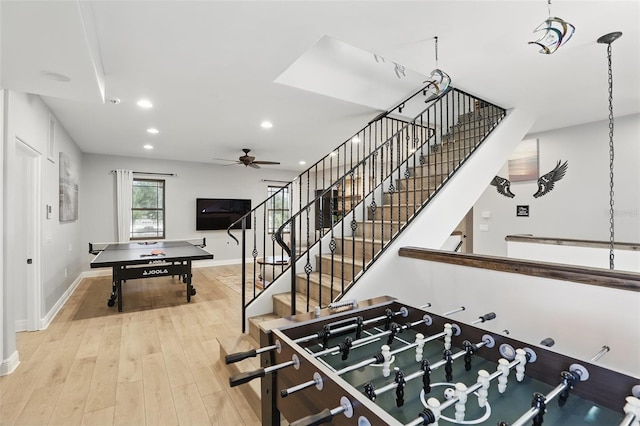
xmin=0 ymin=0 xmax=105 ymax=104
xmin=275 ymin=35 xmax=428 ymax=112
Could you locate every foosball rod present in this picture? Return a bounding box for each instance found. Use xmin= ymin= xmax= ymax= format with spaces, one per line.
xmin=289 ymin=396 xmax=354 ymax=426
xmin=371 ymin=335 xmax=495 ymax=399
xmin=501 ymin=364 xmax=589 ymax=426
xmin=281 ymin=319 xmax=436 ymax=397
xmin=229 ymin=354 xmax=300 ymax=387
xmin=225 ymin=306 xmax=412 ymax=364
xmin=313 ymin=314 xmax=434 ymax=359
xmin=404 ymin=349 xmax=533 ymax=426
xmin=335 ymin=323 xmax=462 ymax=376
xmin=590 ymin=345 xmax=610 ymax=362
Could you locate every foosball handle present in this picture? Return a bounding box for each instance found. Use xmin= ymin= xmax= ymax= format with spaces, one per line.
xmin=355 ymin=316 xmax=364 ymax=340
xmin=225 ymin=349 xmax=257 ymax=364
xmin=229 ymin=368 xmax=265 ymax=387
xmin=478 ymin=312 xmax=496 ymax=322
xmin=290 ymin=408 xmax=333 ymax=426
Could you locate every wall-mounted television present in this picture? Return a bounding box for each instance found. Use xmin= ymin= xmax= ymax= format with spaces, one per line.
xmin=196 ymin=198 xmax=252 ymax=230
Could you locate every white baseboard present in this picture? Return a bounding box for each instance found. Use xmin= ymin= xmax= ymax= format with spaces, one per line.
xmin=15 ymin=320 xmax=27 ymax=332
xmin=39 ymin=273 xmax=83 ymax=330
xmin=0 ymin=350 xmax=20 ymax=376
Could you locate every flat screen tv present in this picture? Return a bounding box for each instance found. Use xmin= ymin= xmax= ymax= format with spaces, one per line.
xmin=196 ymin=198 xmax=252 ymax=230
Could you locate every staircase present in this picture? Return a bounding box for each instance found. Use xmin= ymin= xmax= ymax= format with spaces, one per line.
xmin=216 ymin=86 xmax=508 ymax=420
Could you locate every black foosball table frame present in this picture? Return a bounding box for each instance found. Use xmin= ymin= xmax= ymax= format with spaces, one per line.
xmin=238 ymin=296 xmax=639 ymax=425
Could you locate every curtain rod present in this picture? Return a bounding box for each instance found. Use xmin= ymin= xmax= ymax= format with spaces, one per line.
xmin=110 ymin=170 xmax=177 ymax=177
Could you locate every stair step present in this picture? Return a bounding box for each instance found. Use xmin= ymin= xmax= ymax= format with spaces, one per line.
xmin=296 ymin=272 xmax=347 ymax=306
xmin=336 ymin=236 xmax=384 ymax=263
xmin=367 ymin=204 xmax=413 ymax=222
xmin=273 ymin=292 xmax=320 ymax=317
xmin=248 ymin=313 xmax=280 ymax=343
xmin=398 ymin=174 xmax=447 ymax=191
xmin=355 ymin=220 xmax=403 ymax=240
xmin=410 ymin=161 xmax=460 ymax=176
xmin=317 ymin=253 xmax=365 ymax=282
xmin=382 ymin=188 xmax=436 ymax=205
xmin=216 ymin=335 xmax=262 ymax=421
xmin=420 ymin=147 xmax=467 ymax=163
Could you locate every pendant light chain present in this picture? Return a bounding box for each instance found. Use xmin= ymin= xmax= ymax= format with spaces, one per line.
xmin=607 ymin=43 xmax=615 ymax=270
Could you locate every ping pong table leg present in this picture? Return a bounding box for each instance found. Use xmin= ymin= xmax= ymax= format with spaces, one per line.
xmin=117 ymin=279 xmax=123 ymax=312
xmin=186 ymin=260 xmax=196 ymax=302
xmin=107 ymin=266 xmax=117 ymax=308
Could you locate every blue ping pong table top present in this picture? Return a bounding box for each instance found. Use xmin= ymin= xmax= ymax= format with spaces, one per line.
xmin=90 ymin=240 xmax=213 ymax=268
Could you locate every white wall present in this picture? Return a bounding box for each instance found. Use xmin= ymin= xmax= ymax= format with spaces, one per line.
xmin=2 ymin=90 xmax=84 ymax=373
xmin=507 ymin=239 xmax=640 ymax=272
xmin=0 ymin=89 xmax=5 ymax=373
xmin=346 ymin=255 xmax=640 ymax=377
xmin=473 ymin=114 xmax=640 ymax=256
xmin=81 ymin=154 xmax=298 ymax=267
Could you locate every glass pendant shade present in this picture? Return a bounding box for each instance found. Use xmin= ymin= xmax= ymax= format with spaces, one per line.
xmin=528 ymin=17 xmax=575 ymax=54
xmin=423 ymin=69 xmax=451 ymax=102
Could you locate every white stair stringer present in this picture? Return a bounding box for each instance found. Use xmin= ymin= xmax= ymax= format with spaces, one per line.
xmin=343 ymin=107 xmax=535 ymax=303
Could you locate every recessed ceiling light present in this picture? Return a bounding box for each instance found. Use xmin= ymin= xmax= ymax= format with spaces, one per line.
xmin=352 ymin=136 xmax=361 ymax=143
xmin=144 ymin=144 xmax=154 ymax=150
xmin=261 ymin=121 xmax=273 ymax=129
xmin=41 ymin=70 xmax=71 ymax=82
xmin=137 ymin=99 xmax=153 ymax=108
xmin=147 ymin=128 xmax=159 ymax=134
xmin=299 ymin=161 xmax=306 ymax=165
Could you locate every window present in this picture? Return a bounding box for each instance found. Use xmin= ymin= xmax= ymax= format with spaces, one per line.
xmin=267 ymin=186 xmax=290 ymax=234
xmin=131 ymin=179 xmax=165 ymax=239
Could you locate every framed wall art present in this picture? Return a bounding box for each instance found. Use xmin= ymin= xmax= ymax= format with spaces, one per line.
xmin=508 ymin=138 xmax=539 ymax=182
xmin=59 ymin=152 xmax=78 ymax=222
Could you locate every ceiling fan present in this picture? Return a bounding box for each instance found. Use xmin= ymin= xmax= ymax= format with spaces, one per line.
xmin=214 ymin=148 xmax=281 ymax=169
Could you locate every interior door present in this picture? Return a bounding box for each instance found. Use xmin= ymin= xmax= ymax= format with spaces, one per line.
xmin=15 ymin=139 xmax=40 ymax=331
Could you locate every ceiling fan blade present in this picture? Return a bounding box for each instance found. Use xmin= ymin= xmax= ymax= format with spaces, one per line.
xmin=212 ymin=157 xmax=238 ymax=162
xmin=248 ymin=163 xmax=261 ymax=169
xmin=252 ymin=160 xmax=280 ymax=165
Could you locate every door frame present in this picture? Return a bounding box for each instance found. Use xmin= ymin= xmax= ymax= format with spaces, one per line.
xmin=15 ymin=138 xmax=42 ymax=331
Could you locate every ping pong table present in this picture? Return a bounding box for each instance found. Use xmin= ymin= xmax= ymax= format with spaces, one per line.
xmin=89 ymin=238 xmax=213 ymax=312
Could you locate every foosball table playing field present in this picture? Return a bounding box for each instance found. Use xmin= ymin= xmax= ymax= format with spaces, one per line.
xmin=226 ymin=297 xmax=640 ymax=425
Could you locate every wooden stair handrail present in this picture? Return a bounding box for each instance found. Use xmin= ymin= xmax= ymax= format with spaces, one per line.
xmin=398 ymin=246 xmax=640 ymax=292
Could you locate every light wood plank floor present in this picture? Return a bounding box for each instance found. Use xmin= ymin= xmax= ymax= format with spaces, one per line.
xmin=0 ymin=264 xmax=260 ymax=426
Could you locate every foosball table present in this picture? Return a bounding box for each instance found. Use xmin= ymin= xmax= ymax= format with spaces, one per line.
xmin=226 ymin=296 xmax=640 ymax=425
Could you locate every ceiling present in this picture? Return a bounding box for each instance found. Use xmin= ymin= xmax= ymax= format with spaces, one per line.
xmin=2 ymin=1 xmax=639 ymax=172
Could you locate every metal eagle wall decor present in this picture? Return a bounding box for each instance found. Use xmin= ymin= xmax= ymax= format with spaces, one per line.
xmin=491 ymin=160 xmax=568 ymax=199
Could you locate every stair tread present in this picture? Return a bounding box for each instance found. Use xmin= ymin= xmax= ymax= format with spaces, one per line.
xmin=336 ymin=235 xmax=386 ymax=244
xmin=317 ymin=253 xmax=365 ymax=266
xmin=248 ymin=313 xmax=281 ymax=329
xmin=273 ymin=292 xmax=321 ymax=313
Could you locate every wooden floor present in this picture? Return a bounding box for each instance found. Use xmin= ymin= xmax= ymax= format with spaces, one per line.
xmin=0 ymin=264 xmax=260 ymax=426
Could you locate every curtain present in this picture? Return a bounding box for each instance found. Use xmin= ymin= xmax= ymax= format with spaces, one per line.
xmin=115 ymin=169 xmax=133 ymax=242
